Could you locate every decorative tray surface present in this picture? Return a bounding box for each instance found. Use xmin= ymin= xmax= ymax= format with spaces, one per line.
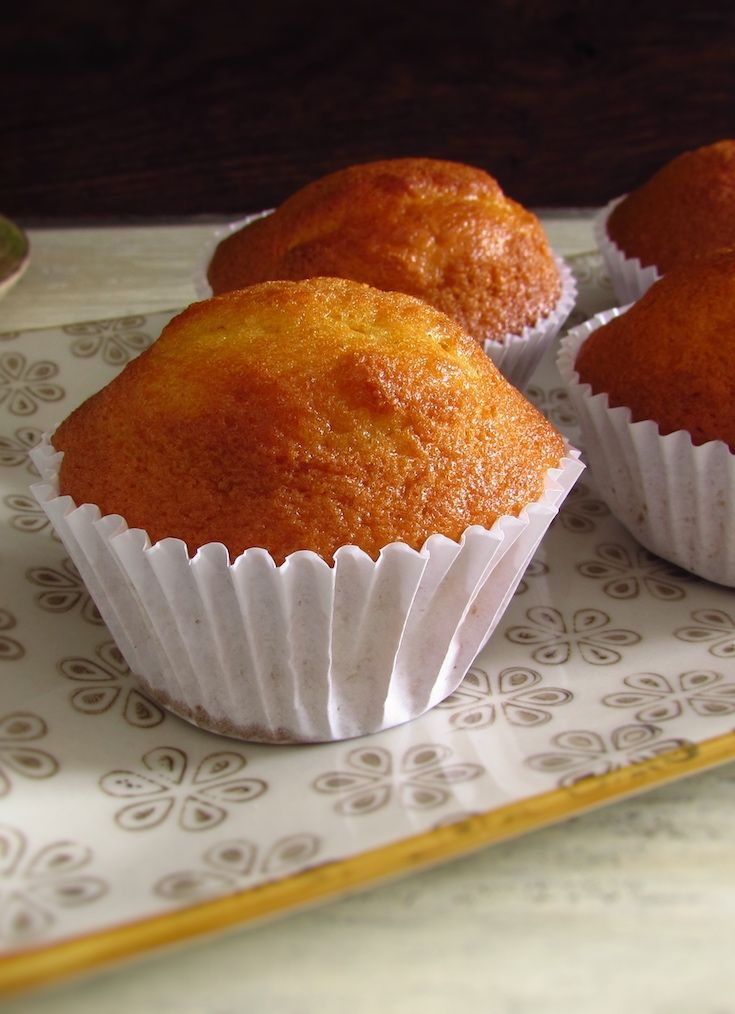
xmin=1 ymin=252 xmax=734 ymax=995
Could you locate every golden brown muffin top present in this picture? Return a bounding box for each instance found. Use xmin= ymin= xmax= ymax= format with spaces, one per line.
xmin=55 ymin=277 xmax=565 ymax=563
xmin=575 ymin=250 xmax=735 ymax=450
xmin=207 ymin=158 xmax=561 ymax=344
xmin=606 ymin=139 xmax=735 ymax=272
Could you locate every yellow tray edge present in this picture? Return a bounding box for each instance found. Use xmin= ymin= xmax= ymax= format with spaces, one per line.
xmin=2 ymin=730 xmax=734 ymax=999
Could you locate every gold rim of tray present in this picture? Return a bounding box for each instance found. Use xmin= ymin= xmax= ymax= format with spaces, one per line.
xmin=2 ymin=730 xmax=734 ymax=999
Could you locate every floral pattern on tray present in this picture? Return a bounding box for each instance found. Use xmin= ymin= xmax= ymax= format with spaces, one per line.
xmin=1 ymin=260 xmax=734 ymax=955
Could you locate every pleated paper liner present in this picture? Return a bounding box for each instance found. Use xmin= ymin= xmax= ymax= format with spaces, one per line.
xmin=31 ymin=438 xmax=583 ymax=743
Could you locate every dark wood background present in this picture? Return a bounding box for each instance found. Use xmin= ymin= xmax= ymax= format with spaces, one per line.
xmin=3 ymin=0 xmax=735 ymax=221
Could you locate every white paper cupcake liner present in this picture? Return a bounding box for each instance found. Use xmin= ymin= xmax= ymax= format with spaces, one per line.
xmin=481 ymin=254 xmax=577 ymax=390
xmin=197 ymin=220 xmax=576 ymax=391
xmin=594 ymin=197 xmax=661 ymax=305
xmin=30 ymin=438 xmax=583 ymax=743
xmin=558 ymin=309 xmax=735 ymax=587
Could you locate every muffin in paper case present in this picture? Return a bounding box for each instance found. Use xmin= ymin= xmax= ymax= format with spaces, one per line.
xmin=558 ymin=309 xmax=735 ymax=587
xmin=30 ymin=437 xmax=583 ymax=744
xmin=594 ymin=198 xmax=661 ymax=305
xmin=196 ymin=217 xmax=577 ymax=392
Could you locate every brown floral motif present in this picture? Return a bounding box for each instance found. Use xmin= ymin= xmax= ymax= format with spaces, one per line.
xmin=525 ymin=384 xmax=577 ymax=430
xmin=0 ymin=352 xmax=64 ymax=416
xmin=0 ymin=425 xmax=43 ymax=471
xmin=0 ymin=713 xmax=59 ymax=797
xmin=154 ymin=832 xmax=322 ymax=904
xmin=63 ymin=315 xmax=153 ymax=366
xmin=0 ymin=825 xmax=107 ymax=946
xmin=603 ymin=671 xmax=735 ymax=723
xmin=514 ymin=558 xmax=548 ymax=597
xmin=566 ymin=254 xmax=615 ymax=323
xmin=437 ymin=664 xmax=572 ymax=730
xmin=526 ymin=724 xmax=689 ymax=787
xmin=0 ymin=610 xmax=24 ymax=662
xmin=100 ymin=746 xmax=267 ymax=832
xmin=313 ymin=744 xmax=484 ymax=815
xmin=26 ymin=557 xmax=103 ymax=625
xmin=577 ymin=543 xmax=689 ymax=600
xmin=675 ymin=609 xmax=735 ymax=660
xmin=505 ymin=605 xmax=641 ymax=665
xmin=3 ymin=492 xmax=59 ymax=538
xmin=555 ymin=480 xmax=610 ymax=535
xmin=58 ymin=640 xmax=165 ymax=728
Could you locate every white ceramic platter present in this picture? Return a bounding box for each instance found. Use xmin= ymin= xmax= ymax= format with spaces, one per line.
xmin=0 ymin=255 xmax=733 ymax=995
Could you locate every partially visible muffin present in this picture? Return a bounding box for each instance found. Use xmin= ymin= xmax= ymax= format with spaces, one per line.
xmin=207 ymin=158 xmax=564 ymax=348
xmin=605 ymin=139 xmax=735 ymax=275
xmin=54 ymin=277 xmax=566 ymax=565
xmin=575 ymin=250 xmax=735 ymax=450
xmin=558 ymin=252 xmax=735 ymax=586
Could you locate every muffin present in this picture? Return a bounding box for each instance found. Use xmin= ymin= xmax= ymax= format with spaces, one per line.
xmin=206 ymin=158 xmax=576 ymax=388
xmin=558 ymin=252 xmax=735 ymax=586
xmin=596 ymin=139 xmax=735 ymax=303
xmin=33 ymin=277 xmax=583 ymax=742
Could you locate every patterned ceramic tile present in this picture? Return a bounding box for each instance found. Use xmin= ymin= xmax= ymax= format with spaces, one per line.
xmin=1 ymin=255 xmax=734 ymax=963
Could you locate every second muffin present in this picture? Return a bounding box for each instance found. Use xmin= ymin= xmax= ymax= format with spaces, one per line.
xmin=206 ymin=158 xmax=575 ymax=387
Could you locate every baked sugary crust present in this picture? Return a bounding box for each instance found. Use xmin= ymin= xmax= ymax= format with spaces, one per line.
xmin=574 ymin=251 xmax=735 ymax=450
xmin=207 ymin=158 xmax=561 ymax=344
xmin=607 ymin=139 xmax=735 ymax=272
xmin=55 ymin=277 xmax=565 ymax=563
